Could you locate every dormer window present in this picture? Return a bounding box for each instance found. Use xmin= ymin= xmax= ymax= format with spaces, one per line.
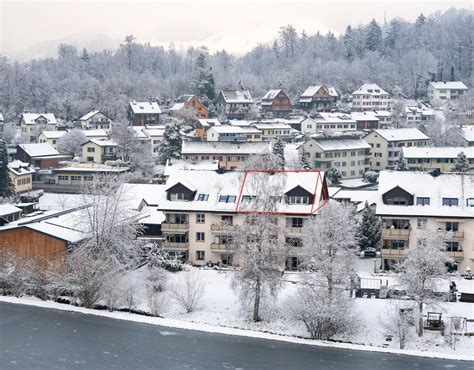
xmin=170 ymin=193 xmax=185 ymax=201
xmin=288 ymin=196 xmax=310 ymax=205
xmin=197 ymin=194 xmax=209 ymax=201
xmin=442 ymin=198 xmax=458 ymax=207
xmin=416 ymin=197 xmax=430 ymax=206
xmin=219 ymin=195 xmax=237 ymax=203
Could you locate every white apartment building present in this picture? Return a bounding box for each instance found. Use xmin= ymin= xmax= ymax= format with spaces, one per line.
xmin=206 ymin=125 xmax=262 ymax=142
xmin=301 ymin=113 xmax=357 ymax=135
xmin=20 ymin=113 xmax=57 ymax=143
xmin=376 ymin=171 xmax=474 ymax=272
xmin=156 ymin=169 xmax=329 ymax=268
xmin=403 ymin=146 xmax=474 ymax=172
xmin=428 ymin=81 xmax=469 ymax=104
xmin=352 ymin=83 xmax=389 ymax=112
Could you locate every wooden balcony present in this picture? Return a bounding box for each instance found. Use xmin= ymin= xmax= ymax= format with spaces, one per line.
xmin=446 ymin=250 xmax=464 ymax=259
xmin=211 ymin=224 xmax=235 ymax=232
xmin=381 ymin=248 xmax=408 ymax=257
xmin=285 ymin=226 xmax=303 ymax=234
xmin=382 ymin=228 xmax=410 ymax=239
xmin=162 ymin=242 xmax=189 ymax=250
xmin=210 ymin=243 xmax=234 ymax=253
xmin=161 ymin=223 xmax=189 ymax=232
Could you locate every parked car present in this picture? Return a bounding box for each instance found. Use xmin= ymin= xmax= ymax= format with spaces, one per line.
xmin=360 ymin=248 xmax=379 ymax=258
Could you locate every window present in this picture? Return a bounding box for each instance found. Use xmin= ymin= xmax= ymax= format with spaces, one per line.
xmin=196 ymin=232 xmax=205 ymax=242
xmin=416 ymin=197 xmax=430 ymax=206
xmin=387 ymin=196 xmax=407 ymax=205
xmin=219 ymin=195 xmax=236 ymax=203
xmin=174 ymin=214 xmax=188 ymax=224
xmin=170 ymin=193 xmax=185 ymax=201
xmin=417 ymin=218 xmax=427 ymax=229
xmin=221 ymin=215 xmax=233 ymax=225
xmin=442 ymin=198 xmax=458 ymax=207
xmin=292 ymin=218 xmax=303 ymax=228
xmin=58 ymin=175 xmax=69 ymax=181
xmin=446 ymin=222 xmax=459 ymax=232
xmin=197 ymin=194 xmax=209 ymax=201
xmin=467 ymin=198 xmax=474 ymax=207
xmin=87 ymin=147 xmax=95 ymax=153
xmin=87 ymin=157 xmax=94 ymax=162
xmin=446 ymin=242 xmax=460 ymax=252
xmin=84 ymin=176 xmax=93 ymax=181
xmin=196 ymin=213 xmax=205 ymax=224
xmin=390 ymin=240 xmax=405 ymax=249
xmin=285 ymin=237 xmax=302 ymax=247
xmin=71 ymin=175 xmax=81 ymax=181
xmin=288 ymin=196 xmax=310 ymax=205
xmin=196 ymin=251 xmax=205 ymax=261
xmin=241 ymin=195 xmax=256 ymax=203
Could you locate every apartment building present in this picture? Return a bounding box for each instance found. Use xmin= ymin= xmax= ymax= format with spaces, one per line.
xmin=297 ymin=85 xmax=338 ymax=112
xmin=156 ymin=169 xmax=329 ymax=268
xmin=428 ymin=81 xmax=469 ymax=104
xmin=8 ymin=160 xmax=35 ymax=194
xmin=352 ymin=83 xmax=389 ymax=112
xmin=260 ymin=89 xmax=292 ymax=117
xmin=81 ymin=139 xmax=118 ymax=164
xmin=19 ymin=113 xmax=57 ymax=143
xmin=206 ymin=125 xmax=262 ymax=142
xmin=403 ymin=147 xmax=474 ymax=172
xmin=301 ymin=113 xmax=357 ymax=135
xmin=128 ymin=100 xmax=162 ymax=126
xmin=300 ymin=137 xmax=371 ymax=179
xmin=216 ymin=90 xmax=254 ymax=119
xmin=250 ymin=122 xmax=294 ymax=142
xmin=181 ymin=141 xmax=271 ymax=170
xmin=376 ymin=171 xmax=474 ymax=272
xmin=363 ymin=128 xmax=429 ymax=170
xmin=79 ymin=110 xmax=113 ymax=134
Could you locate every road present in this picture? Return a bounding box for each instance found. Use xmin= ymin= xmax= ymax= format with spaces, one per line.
xmin=0 ymin=302 xmax=472 ymax=370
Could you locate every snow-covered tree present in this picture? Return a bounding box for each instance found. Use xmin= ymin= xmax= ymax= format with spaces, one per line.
xmin=394 ymin=152 xmax=409 ymax=171
xmin=451 ymin=152 xmax=471 ymax=173
xmin=382 ymin=301 xmax=415 ymax=349
xmin=58 ymin=129 xmax=86 ymax=156
xmin=230 ymin=171 xmax=288 ymax=321
xmin=422 ymin=119 xmax=465 ymax=147
xmin=191 ymin=53 xmax=216 ymax=101
xmin=357 ymin=202 xmax=381 ymax=251
xmin=238 ymin=152 xmax=283 ymax=171
xmin=364 ymin=171 xmax=378 ymax=184
xmin=366 ymin=19 xmax=382 ymax=52
xmin=0 ymin=139 xmax=14 ymax=199
xmin=158 ymin=120 xmax=182 ymax=164
xmin=271 ymin=137 xmax=285 ymax=169
xmin=300 ymin=147 xmax=311 ymax=169
xmin=168 ymin=270 xmax=205 ymax=313
xmin=397 ymin=230 xmax=451 ymax=337
xmin=326 ymin=167 xmax=342 ymax=184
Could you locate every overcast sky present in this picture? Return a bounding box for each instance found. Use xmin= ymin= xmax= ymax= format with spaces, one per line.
xmin=0 ymin=0 xmax=471 ymax=58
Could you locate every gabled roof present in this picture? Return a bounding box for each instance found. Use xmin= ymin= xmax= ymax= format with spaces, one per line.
xmin=219 ymin=90 xmax=253 ymax=104
xmin=403 ymin=146 xmax=474 ymax=159
xmin=261 ymin=89 xmax=286 ymax=104
xmin=82 ymin=139 xmax=117 ymax=147
xmin=182 ymin=141 xmax=271 ymax=155
xmin=299 ymin=85 xmax=338 ymax=99
xmin=79 ymin=110 xmax=112 ymax=121
xmin=310 ymin=137 xmax=371 ymax=151
xmin=165 ymin=179 xmax=197 ymax=193
xmin=39 ymin=130 xmax=66 ymax=139
xmin=460 ymin=126 xmax=474 ymax=143
xmin=21 ymin=113 xmax=57 ymax=125
xmin=17 ymin=143 xmax=60 ymax=157
xmin=197 ymin=119 xmax=221 ymax=128
xmin=8 ymin=160 xmax=35 ymax=176
xmin=81 ymin=129 xmax=108 ymax=138
xmin=429 ymin=81 xmax=468 ymax=90
xmin=164 ymin=159 xmax=219 ymax=177
xmin=350 ymin=112 xmax=379 ymax=122
xmin=352 ymin=83 xmax=388 ymax=96
xmin=129 ymin=101 xmax=162 ymax=114
xmin=0 ymin=204 xmax=22 ymax=217
xmin=366 ymin=128 xmax=429 ymax=142
xmin=0 ymin=113 xmax=4 ymax=122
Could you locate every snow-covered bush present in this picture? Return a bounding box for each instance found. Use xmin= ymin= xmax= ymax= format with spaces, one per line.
xmin=124 ymin=283 xmax=138 ymax=312
xmin=381 ymin=301 xmax=415 ymax=349
xmin=146 ymin=266 xmax=168 ymax=292
xmin=0 ymin=250 xmax=39 ymax=297
xmin=101 ymin=272 xmax=124 ymax=312
xmin=147 ymin=290 xmax=169 ymax=317
xmin=168 ymin=270 xmax=205 ymax=313
xmin=44 ymin=259 xmax=69 ymax=301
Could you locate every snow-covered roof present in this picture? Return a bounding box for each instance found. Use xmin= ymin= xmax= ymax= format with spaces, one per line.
xmin=367 ymin=128 xmax=429 ymax=142
xmin=350 ymin=112 xmax=379 ymax=122
xmin=313 ymin=112 xmax=357 ymax=124
xmin=208 ymin=125 xmax=261 ymax=134
xmin=219 ymin=90 xmax=253 ymax=104
xmin=18 ymin=143 xmax=60 ymax=157
xmin=79 ymin=110 xmax=111 ymax=121
xmin=376 ymin=171 xmax=474 ymax=218
xmin=26 ymin=222 xmax=86 ymax=243
xmin=39 ymin=130 xmax=66 ymax=139
xmin=252 ymin=122 xmax=292 ymax=130
xmin=119 ymin=183 xmax=168 ymax=209
xmin=311 ymin=138 xmax=371 ymax=151
xmin=352 ymin=83 xmax=388 ymax=96
xmin=372 ymin=110 xmax=391 ymax=117
xmin=164 ymin=159 xmax=219 ymax=177
xmin=197 ymin=119 xmax=221 ymax=128
xmin=332 ymin=189 xmax=378 ymax=213
xmin=142 ymin=127 xmax=165 ymax=137
xmin=81 ymin=129 xmax=108 ymax=138
xmin=228 ymin=120 xmax=253 ymax=127
xmin=21 ymin=113 xmax=57 ymax=125
xmin=157 ymin=170 xmax=327 ymax=215
xmin=53 ymin=162 xmax=129 ymax=173
xmin=0 ymin=204 xmax=22 ymax=217
xmin=138 ymin=206 xmax=166 ymax=225
xmin=129 ymin=101 xmax=162 ymax=114
xmin=300 ymin=85 xmax=338 ymax=98
xmin=169 ymin=102 xmax=185 ymax=111
xmin=460 ymin=126 xmax=474 ymax=143
xmin=261 ymin=89 xmax=284 ymax=103
xmin=131 ymin=126 xmax=149 ymax=139
xmin=8 ymin=160 xmax=35 ymax=176
xmin=429 ymin=81 xmax=468 ymax=90
xmin=403 ymin=146 xmax=474 ymax=159
xmin=86 ymin=139 xmax=117 ymax=147
xmin=182 ymin=141 xmax=271 ymax=155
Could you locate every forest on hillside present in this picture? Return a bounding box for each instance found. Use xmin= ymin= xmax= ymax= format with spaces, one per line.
xmin=0 ymin=8 xmax=472 ymax=123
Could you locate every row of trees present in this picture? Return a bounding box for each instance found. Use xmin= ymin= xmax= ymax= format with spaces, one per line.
xmin=0 ymin=9 xmax=471 ymax=122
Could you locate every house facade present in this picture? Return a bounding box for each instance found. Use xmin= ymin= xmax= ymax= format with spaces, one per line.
xmin=376 ymin=171 xmax=474 ymax=272
xmin=206 ymin=126 xmax=262 ymax=142
xmin=79 ymin=110 xmax=113 ymax=133
xmin=301 ymin=113 xmax=357 ymax=135
xmin=156 ymin=169 xmax=329 ymax=267
xmin=428 ymin=81 xmax=469 ymax=104
xmin=19 ymin=113 xmax=57 ymax=143
xmin=128 ymin=101 xmax=162 ymax=126
xmin=216 ymin=90 xmax=254 ymax=119
xmin=16 ymin=143 xmax=71 ymax=169
xmin=403 ymin=147 xmax=474 ymax=172
xmin=169 ymin=95 xmax=208 ymax=119
xmin=301 ymin=137 xmax=371 ymax=179
xmin=260 ymin=89 xmax=292 ymax=117
xmin=38 ymin=131 xmax=66 ymax=150
xmin=8 ymin=160 xmax=35 ymax=194
xmin=352 ymin=84 xmax=389 ymax=112
xmin=250 ymin=122 xmax=294 ymax=142
xmin=81 ymin=139 xmax=117 ymax=164
xmin=297 ymin=85 xmax=338 ymax=112
xmin=363 ymin=128 xmax=429 ymax=170
xmin=350 ymin=112 xmax=380 ymax=130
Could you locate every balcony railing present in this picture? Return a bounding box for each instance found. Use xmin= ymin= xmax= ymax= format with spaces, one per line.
xmin=381 ymin=248 xmax=408 ymax=257
xmin=211 ymin=224 xmax=235 ymax=232
xmin=285 ymin=226 xmax=303 ymax=234
xmin=441 ymin=231 xmax=465 ymax=241
xmin=161 ymin=222 xmax=189 ymax=231
xmin=210 ymin=243 xmax=234 ymax=253
xmin=162 ymin=242 xmax=189 ymax=249
xmin=446 ymin=250 xmax=464 ymax=259
xmin=382 ymin=229 xmax=411 ymax=239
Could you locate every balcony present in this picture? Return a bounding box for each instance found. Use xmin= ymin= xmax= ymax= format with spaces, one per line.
xmin=285 ymin=226 xmax=303 ymax=234
xmin=382 ymin=228 xmax=411 ymax=239
xmin=381 ymin=248 xmax=408 ymax=257
xmin=219 ymin=135 xmax=247 ymax=143
xmin=161 ymin=223 xmax=189 ymax=232
xmin=211 ymin=224 xmax=235 ymax=232
xmin=441 ymin=230 xmax=465 ymax=241
xmin=210 ymin=243 xmax=234 ymax=253
xmin=162 ymin=241 xmax=189 ymax=250
xmin=446 ymin=250 xmax=464 ymax=259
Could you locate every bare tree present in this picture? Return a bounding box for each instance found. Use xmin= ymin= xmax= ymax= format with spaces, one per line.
xmin=168 ymin=270 xmax=205 ymax=313
xmin=58 ymin=129 xmax=86 ymax=156
xmin=381 ymin=300 xmax=415 ymax=349
xmin=397 ymin=229 xmax=451 ymax=337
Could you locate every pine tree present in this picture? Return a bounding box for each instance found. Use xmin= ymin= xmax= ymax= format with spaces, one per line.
xmin=80 ymin=48 xmax=90 ymax=63
xmin=300 ymin=148 xmax=311 ymax=169
xmin=192 ymin=53 xmax=215 ymax=102
xmin=342 ymin=25 xmax=355 ymax=62
xmin=271 ymin=137 xmax=285 ymax=169
xmin=158 ymin=122 xmax=182 ymax=164
xmin=366 ymin=19 xmax=382 ymax=52
xmin=394 ymin=152 xmax=409 ymax=171
xmin=358 ymin=202 xmax=382 ymax=250
xmin=451 ymin=152 xmax=470 ymax=173
xmin=0 ymin=139 xmax=14 ymax=199
xmin=327 ymin=167 xmax=341 ymax=184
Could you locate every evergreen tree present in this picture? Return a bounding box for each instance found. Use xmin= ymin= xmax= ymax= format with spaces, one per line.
xmin=192 ymin=53 xmax=216 ymax=102
xmin=80 ymin=48 xmax=90 ymax=63
xmin=450 ymin=65 xmax=455 ymax=81
xmin=158 ymin=121 xmax=182 ymax=164
xmin=0 ymin=139 xmax=14 ymax=199
xmin=300 ymin=148 xmax=311 ymax=169
xmin=357 ymin=202 xmax=382 ymax=250
xmin=451 ymin=152 xmax=470 ymax=173
xmin=394 ymin=152 xmax=409 ymax=171
xmin=271 ymin=137 xmax=285 ymax=169
xmin=342 ymin=25 xmax=355 ymax=62
xmin=366 ymin=19 xmax=383 ymax=52
xmin=327 ymin=167 xmax=342 ymax=184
